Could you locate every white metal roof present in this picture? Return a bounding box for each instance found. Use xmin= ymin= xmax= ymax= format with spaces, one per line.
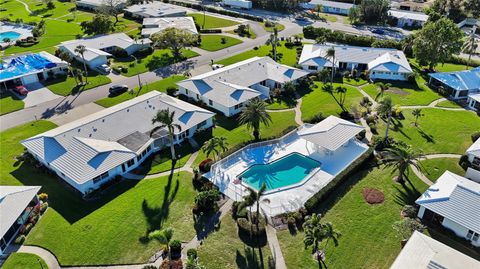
xmin=466 ymin=137 xmax=480 ymax=158
xmin=142 ymin=17 xmax=198 ymax=37
xmin=390 ymin=231 xmax=480 ymax=269
xmin=299 ymin=44 xmax=412 ymax=73
xmin=0 ymin=186 xmax=41 ymax=239
xmin=416 ymin=171 xmax=480 ymax=234
xmin=21 ymin=91 xmax=214 ymax=184
xmin=177 ymin=56 xmax=309 ymax=107
xmin=305 ymin=0 xmax=354 ymax=10
xmin=76 ymin=0 xmax=126 ymax=7
xmin=124 ymin=2 xmax=187 ymax=18
xmin=297 ymin=115 xmax=364 ymax=151
xmin=388 ymin=9 xmax=429 ymax=22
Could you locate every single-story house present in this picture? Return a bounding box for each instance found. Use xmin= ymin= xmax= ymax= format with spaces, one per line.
xmin=388 ymin=9 xmax=428 ymax=28
xmin=0 ymin=52 xmax=68 ymax=89
xmin=428 ymin=67 xmax=480 ymax=99
xmin=141 ymin=17 xmax=198 ymax=38
xmin=124 ymin=2 xmax=187 ymax=19
xmin=468 ymin=93 xmax=480 ymax=111
xmin=0 ymin=186 xmax=41 ymax=256
xmin=299 ymin=44 xmax=413 ymax=81
xmin=58 ymin=33 xmax=151 ymax=69
xmin=22 ymin=91 xmax=215 ymax=195
xmin=390 ymin=231 xmax=480 ymax=269
xmin=416 ymin=170 xmax=480 ymax=247
xmin=176 ymin=56 xmax=309 ymax=117
xmin=390 ymin=0 xmax=431 ymax=12
xmin=466 ymin=138 xmax=480 ymax=171
xmin=300 ymin=0 xmax=355 ymax=15
xmin=222 ymin=0 xmax=253 ymax=9
xmin=76 ymin=0 xmax=127 ymax=10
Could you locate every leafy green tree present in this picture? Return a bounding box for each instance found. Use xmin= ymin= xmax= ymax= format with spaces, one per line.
xmin=266 ymin=27 xmax=280 ymax=61
xmin=358 ymin=0 xmax=390 ymax=23
xmin=376 ymin=97 xmax=394 ymax=140
xmin=98 ymin=0 xmax=124 ymax=26
xmin=80 ymin=14 xmax=113 ymax=35
xmin=148 ymin=228 xmax=174 ymax=259
xmin=382 ymin=142 xmax=424 ymax=183
xmin=151 ymin=27 xmax=197 ymax=59
xmin=150 ymin=109 xmax=182 ymax=160
xmin=303 ymin=214 xmax=341 ymax=267
xmin=194 ymin=189 xmax=220 ymax=212
xmin=348 ymin=6 xmax=361 ymax=24
xmin=411 ymin=108 xmax=423 ymax=127
xmin=464 ymin=0 xmax=480 ymax=18
xmin=239 ymin=98 xmax=272 ymax=140
xmin=32 ymin=20 xmax=46 ymax=37
xmin=413 ymin=17 xmax=464 ymax=70
xmin=74 ymin=45 xmax=89 ymax=84
xmin=374 ymin=82 xmax=392 ymax=101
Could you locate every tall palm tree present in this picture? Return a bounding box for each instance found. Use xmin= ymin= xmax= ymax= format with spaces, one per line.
xmin=376 ymin=97 xmax=394 ymax=140
xmin=326 ymin=47 xmax=336 ymax=83
xmin=239 ymin=98 xmax=272 ymax=141
xmin=303 ymin=214 xmax=340 ymax=267
xmin=201 ymin=136 xmax=228 ymax=161
xmin=74 ymin=45 xmax=88 ymax=84
xmin=315 ymin=4 xmax=323 ymax=16
xmin=335 ymin=86 xmax=348 ymax=112
xmin=254 ymin=183 xmax=267 ymax=227
xmin=321 ymin=222 xmax=341 ymax=252
xmin=148 ymin=227 xmax=174 ymax=260
xmin=411 ymin=108 xmax=423 ymax=127
xmin=374 ymin=82 xmax=392 ymax=101
xmin=462 ymin=28 xmax=478 ymax=69
xmin=266 ymin=27 xmax=279 ymax=61
xmin=150 ymin=109 xmax=182 ymax=161
xmin=382 ymin=142 xmax=424 ymax=183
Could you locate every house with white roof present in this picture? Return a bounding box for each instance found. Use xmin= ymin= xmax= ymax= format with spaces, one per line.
xmin=76 ymin=0 xmax=127 ymax=10
xmin=141 ymin=17 xmax=198 ymax=38
xmin=390 ymin=231 xmax=480 ymax=269
xmin=465 ymin=138 xmax=480 ymax=182
xmin=300 ymin=0 xmax=355 ymax=15
xmin=416 ymin=171 xmax=480 ymax=247
xmin=222 ymin=0 xmax=252 ymax=9
xmin=388 ymin=9 xmax=429 ymax=28
xmin=428 ymin=67 xmax=480 ymax=100
xmin=58 ymin=33 xmax=151 ymax=69
xmin=22 ymin=91 xmax=214 ymax=194
xmin=177 ymin=56 xmax=309 ymax=117
xmin=124 ymin=2 xmax=187 ymax=19
xmin=298 ymin=44 xmax=413 ymax=81
xmin=0 ymin=186 xmax=41 ymax=256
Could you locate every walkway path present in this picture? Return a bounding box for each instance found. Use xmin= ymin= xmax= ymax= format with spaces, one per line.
xmin=294 ymin=98 xmax=303 ymax=125
xmin=266 ymin=225 xmax=287 ymax=269
xmin=400 ymin=97 xmax=466 ymax=111
xmin=410 ymin=154 xmax=462 ymax=186
xmin=14 ymin=0 xmax=31 ymax=14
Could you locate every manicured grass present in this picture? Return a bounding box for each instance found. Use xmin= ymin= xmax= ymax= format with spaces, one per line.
xmin=319 ymin=13 xmax=338 ymax=22
xmin=216 ymin=41 xmax=301 ymax=67
xmin=376 ymin=108 xmax=480 ymax=154
xmin=197 ymin=213 xmax=272 ymax=269
xmin=0 ymin=92 xmax=25 ymax=115
xmin=266 ymin=99 xmax=295 ymax=110
xmin=226 ymin=28 xmax=256 ymax=39
xmin=95 ymin=75 xmax=186 ymax=108
xmin=112 ymin=49 xmax=199 ymax=77
xmin=301 ymin=82 xmax=363 ymax=121
xmin=436 ymin=99 xmax=463 ymax=108
xmin=419 ymin=158 xmax=465 ymax=182
xmin=199 ymin=35 xmax=242 ymax=51
xmin=43 ymin=72 xmax=111 ymax=96
xmin=188 ymin=13 xmax=239 ymax=29
xmin=343 ymin=77 xmax=368 ymax=86
xmin=2 ymin=253 xmax=49 ymax=269
xmin=262 ymin=21 xmax=285 ymax=32
xmin=193 ymin=111 xmax=297 ymax=167
xmin=138 ymin=142 xmax=194 ymax=175
xmin=277 ymin=165 xmax=428 ymax=269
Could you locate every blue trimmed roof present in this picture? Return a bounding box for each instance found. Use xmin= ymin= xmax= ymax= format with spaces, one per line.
xmin=428 ymin=67 xmax=480 ymax=91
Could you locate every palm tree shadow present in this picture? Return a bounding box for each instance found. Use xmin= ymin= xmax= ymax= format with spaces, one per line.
xmin=393 ymin=177 xmax=421 ymax=206
xmin=417 ymin=127 xmax=435 ymax=144
xmin=235 ymin=246 xmax=263 ymax=269
xmin=193 ymin=211 xmax=221 ymax=241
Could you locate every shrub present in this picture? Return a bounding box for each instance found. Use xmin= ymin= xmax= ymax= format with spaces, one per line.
xmin=356 ymin=130 xmax=366 ymax=140
xmin=459 ymin=154 xmax=471 ymax=170
xmin=186 ymin=248 xmax=197 ymax=259
xmin=111 ymin=47 xmax=128 ymax=58
xmin=365 ymin=114 xmax=376 ymax=124
xmin=304 ymin=112 xmax=325 ymax=124
xmin=199 ymin=159 xmax=213 ymax=172
xmin=472 ymin=132 xmax=480 ymax=142
xmin=160 ymin=259 xmax=182 ymax=269
xmin=121 ymin=67 xmax=128 ymax=73
xmin=38 ymin=193 xmax=48 ymax=202
xmin=368 ymin=123 xmax=377 ymax=134
xmin=231 ymin=201 xmax=248 ymax=219
xmin=392 ymin=218 xmax=425 ymax=240
xmin=40 ymin=202 xmax=49 ymax=213
xmin=194 ymin=189 xmax=220 ymax=214
xmin=46 ymin=0 xmax=55 ymax=9
xmin=362 ymin=188 xmax=385 ymax=204
xmin=166 ymin=86 xmax=178 ymax=96
xmin=237 ymin=216 xmax=266 ymax=237
xmin=401 ymin=205 xmax=418 ymax=218
xmin=372 ymin=136 xmax=394 ymax=151
xmin=170 ymin=239 xmax=182 ymax=258
xmin=14 ymin=235 xmax=25 ymax=244
xmin=24 ymin=223 xmax=33 ymax=234
xmin=129 ymin=62 xmax=135 ymax=67
xmin=287 ymin=216 xmax=296 ymax=230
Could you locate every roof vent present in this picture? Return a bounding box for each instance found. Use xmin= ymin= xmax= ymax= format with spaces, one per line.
xmin=78 ymin=128 xmax=81 ymax=132
xmin=127 ymin=109 xmax=130 ymax=112
xmin=89 ymin=134 xmax=92 ymax=137
xmin=102 ymin=119 xmax=105 ymax=122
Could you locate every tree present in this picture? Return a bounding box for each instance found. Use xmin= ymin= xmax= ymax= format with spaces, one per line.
xmin=266 ymin=27 xmax=279 ymax=61
xmin=201 ymin=136 xmax=228 ymax=161
xmin=464 ymin=0 xmax=480 ymax=18
xmin=303 ymin=214 xmax=341 ymax=267
xmin=326 ymin=46 xmax=336 ymax=83
xmin=322 ymin=84 xmax=345 ymax=112
xmin=56 ymin=50 xmax=78 ymax=85
xmin=148 ymin=228 xmax=174 ymax=259
xmin=46 ymin=0 xmax=55 ymax=9
xmin=254 ymin=183 xmax=267 ymax=229
xmin=335 ymin=86 xmax=348 ymax=112
xmin=411 ymin=108 xmax=423 ymax=127
xmin=315 ymin=4 xmax=323 ymax=16
xmin=74 ymin=45 xmax=89 ymax=85
xmin=413 ymin=17 xmax=464 ymax=70
xmin=401 ymin=33 xmax=416 ymax=56
xmin=348 ymin=6 xmax=361 ymax=25
xmin=238 ymin=98 xmax=272 ymax=141
xmin=150 ymin=109 xmax=182 ymax=161
xmin=358 ymin=0 xmax=390 ymax=24
xmin=462 ymin=28 xmax=478 ymax=69
xmin=392 ymin=218 xmax=426 ymax=240
xmin=98 ymin=0 xmax=123 ymax=26
xmin=317 ymin=68 xmax=330 ymax=83
xmin=376 ymin=96 xmax=394 ymax=140
xmin=80 ymin=14 xmax=113 ymax=35
xmin=382 ymin=142 xmax=424 ymax=183
xmin=32 ymin=20 xmax=46 ymax=37
xmin=150 ymin=28 xmax=196 ymax=59
xmin=185 ymin=256 xmax=206 ymax=269
xmin=374 ymin=82 xmax=392 ymax=101
xmin=194 ymin=189 xmax=220 ymax=212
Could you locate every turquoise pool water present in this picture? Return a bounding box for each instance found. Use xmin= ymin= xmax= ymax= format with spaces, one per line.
xmin=0 ymin=31 xmax=21 ymax=41
xmin=239 ymin=153 xmax=320 ymax=191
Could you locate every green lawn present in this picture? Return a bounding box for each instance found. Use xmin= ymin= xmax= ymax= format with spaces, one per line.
xmin=419 ymin=158 xmax=465 ymax=182
xmin=95 ymin=75 xmax=186 ymax=108
xmin=226 ymin=28 xmax=257 ymax=39
xmin=377 ymin=109 xmax=480 ymax=154
xmin=193 ymin=111 xmax=297 ymax=167
xmin=197 ymin=213 xmax=272 ymax=269
xmin=112 ymin=49 xmax=199 ymax=77
xmin=343 ymin=77 xmax=368 ymax=86
xmin=0 ymin=92 xmax=25 ymax=115
xmin=436 ymin=99 xmax=463 ymax=108
xmin=137 ymin=142 xmax=194 ymax=175
xmin=199 ymin=35 xmax=242 ymax=51
xmin=266 ymin=99 xmax=295 ymax=110
xmin=301 ymin=82 xmax=364 ymax=121
xmin=216 ymin=41 xmax=301 ymax=67
xmin=261 ymin=21 xmax=285 ymax=32
xmin=43 ymin=72 xmax=111 ymax=96
xmin=278 ymin=165 xmax=428 ymax=269
xmin=188 ymin=13 xmax=239 ymax=29
xmin=2 ymin=253 xmax=49 ymax=269
xmin=319 ymin=13 xmax=338 ymax=22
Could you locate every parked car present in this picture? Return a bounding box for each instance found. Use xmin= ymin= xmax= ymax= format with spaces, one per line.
xmin=12 ymin=85 xmax=28 ymax=96
xmin=97 ymin=64 xmax=111 ymax=74
xmin=295 ymin=16 xmax=308 ymax=22
xmin=212 ymin=64 xmax=224 ymax=70
xmin=108 ymin=85 xmax=128 ymax=95
xmin=372 ymin=29 xmax=385 ymax=35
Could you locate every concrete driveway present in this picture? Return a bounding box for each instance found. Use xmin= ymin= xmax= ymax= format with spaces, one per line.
xmin=23 ymin=83 xmax=62 ymax=108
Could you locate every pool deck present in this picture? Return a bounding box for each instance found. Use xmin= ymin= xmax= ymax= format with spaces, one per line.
xmin=206 ymin=127 xmax=369 ymax=217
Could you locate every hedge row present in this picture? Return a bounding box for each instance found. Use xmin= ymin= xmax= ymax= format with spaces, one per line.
xmin=200 ymin=29 xmax=222 ymax=34
xmin=304 ymin=147 xmax=374 ymax=211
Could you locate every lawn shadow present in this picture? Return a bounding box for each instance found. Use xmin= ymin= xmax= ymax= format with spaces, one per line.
xmin=235 ymin=246 xmax=264 ymax=269
xmin=393 ymin=176 xmax=421 ymax=206
xmin=215 ymin=114 xmax=240 ymax=131
xmin=389 ymin=118 xmax=412 ymax=140
xmin=193 ymin=211 xmax=222 ymax=241
xmin=417 ymin=127 xmax=435 ymax=144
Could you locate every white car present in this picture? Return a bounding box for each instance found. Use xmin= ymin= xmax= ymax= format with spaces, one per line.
xmin=212 ymin=64 xmax=224 ymax=70
xmin=98 ymin=64 xmax=111 ymax=74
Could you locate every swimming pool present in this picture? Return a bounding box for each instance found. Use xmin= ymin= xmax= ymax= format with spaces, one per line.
xmin=239 ymin=152 xmax=320 ymax=191
xmin=0 ymin=31 xmax=21 ymax=41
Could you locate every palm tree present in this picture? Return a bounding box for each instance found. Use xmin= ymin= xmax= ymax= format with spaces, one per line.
xmin=335 ymin=86 xmax=348 ymax=112
xmin=317 ymin=68 xmax=330 ymax=83
xmin=148 ymin=227 xmax=174 ymax=260
xmin=201 ymin=136 xmax=228 ymax=161
xmin=254 ymin=183 xmax=267 ymax=228
xmin=322 ymin=84 xmax=343 ymax=112
xmin=266 ymin=27 xmax=279 ymax=61
xmin=326 ymin=46 xmax=336 ymax=83
xmin=315 ymin=4 xmax=323 ymax=16
xmin=374 ymin=82 xmax=392 ymax=101
xmin=462 ymin=28 xmax=478 ymax=69
xmin=303 ymin=214 xmax=341 ymax=267
xmin=239 ymin=98 xmax=272 ymax=141
xmin=411 ymin=108 xmax=423 ymax=127
xmin=401 ymin=34 xmax=415 ymax=55
xmin=321 ymin=222 xmax=341 ymax=253
xmin=382 ymin=142 xmax=424 ymax=183
xmin=376 ymin=97 xmax=394 ymax=140
xmin=74 ymin=45 xmax=88 ymax=84
xmin=185 ymin=256 xmax=206 ymax=269
xmin=150 ymin=109 xmax=182 ymax=161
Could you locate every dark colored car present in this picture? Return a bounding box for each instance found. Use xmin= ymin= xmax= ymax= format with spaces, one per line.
xmin=13 ymin=85 xmax=28 ymax=96
xmin=372 ymin=29 xmax=385 ymax=35
xmin=108 ymin=85 xmax=128 ymax=95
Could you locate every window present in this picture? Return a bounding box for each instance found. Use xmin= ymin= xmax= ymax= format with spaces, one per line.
xmin=186 ymin=89 xmax=189 ymax=95
xmin=137 ymin=155 xmax=142 ymax=162
xmin=127 ymin=159 xmax=135 ymax=167
xmin=146 ymin=145 xmax=151 ymax=152
xmin=308 ymin=66 xmax=317 ymax=71
xmin=234 ymin=103 xmax=242 ymax=109
xmin=209 ymin=99 xmax=213 ymax=106
xmin=197 ymin=120 xmax=207 ymax=129
xmin=473 ymin=232 xmax=479 ymax=242
xmin=467 ymin=230 xmax=474 ymax=240
xmin=93 ymin=171 xmax=109 ymax=184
